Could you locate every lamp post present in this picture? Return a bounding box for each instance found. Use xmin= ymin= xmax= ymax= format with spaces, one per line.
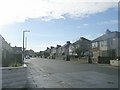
xmin=23 ymin=30 xmax=30 ymax=64
xmin=25 ymin=37 xmax=27 ymax=49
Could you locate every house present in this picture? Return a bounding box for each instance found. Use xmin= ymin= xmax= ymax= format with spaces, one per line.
xmin=69 ymin=37 xmax=91 ymax=57
xmin=69 ymin=44 xmax=77 ymax=56
xmin=25 ymin=49 xmax=35 ymax=57
xmin=50 ymin=46 xmax=56 ymax=55
xmin=61 ymin=41 xmax=71 ymax=55
xmin=92 ymin=29 xmax=120 ymax=63
xmin=12 ymin=46 xmax=22 ymax=54
xmin=49 ymin=46 xmax=56 ymax=58
xmin=46 ymin=47 xmax=51 ymax=54
xmin=56 ymin=45 xmax=61 ymax=56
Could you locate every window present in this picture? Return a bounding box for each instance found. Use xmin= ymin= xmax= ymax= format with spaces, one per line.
xmin=102 ymin=50 xmax=108 ymax=56
xmin=100 ymin=40 xmax=107 ymax=47
xmin=92 ymin=42 xmax=98 ymax=48
xmin=107 ymin=39 xmax=112 ymax=46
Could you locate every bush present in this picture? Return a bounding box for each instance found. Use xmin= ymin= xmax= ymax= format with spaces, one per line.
xmin=43 ymin=52 xmax=50 ymax=58
xmin=98 ymin=56 xmax=115 ymax=64
xmin=2 ymin=53 xmax=22 ymax=67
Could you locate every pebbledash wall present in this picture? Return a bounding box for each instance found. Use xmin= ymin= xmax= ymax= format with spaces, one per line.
xmin=0 ymin=35 xmax=27 ymax=88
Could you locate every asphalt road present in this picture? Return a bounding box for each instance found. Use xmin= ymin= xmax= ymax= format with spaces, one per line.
xmin=26 ymin=58 xmax=119 ymax=88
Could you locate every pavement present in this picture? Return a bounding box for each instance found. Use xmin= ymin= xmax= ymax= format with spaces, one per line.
xmin=25 ymin=58 xmax=119 ymax=88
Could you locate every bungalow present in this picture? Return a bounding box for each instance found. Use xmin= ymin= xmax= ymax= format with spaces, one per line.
xmin=92 ymin=29 xmax=120 ymax=63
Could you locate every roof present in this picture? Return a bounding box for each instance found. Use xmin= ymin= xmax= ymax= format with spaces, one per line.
xmin=92 ymin=31 xmax=120 ymax=42
xmin=0 ymin=34 xmax=5 ymax=41
xmin=73 ymin=37 xmax=91 ymax=45
xmin=12 ymin=47 xmax=22 ymax=51
xmin=62 ymin=43 xmax=71 ymax=48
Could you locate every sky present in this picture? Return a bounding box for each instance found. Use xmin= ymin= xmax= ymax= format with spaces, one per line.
xmin=0 ymin=0 xmax=119 ymax=52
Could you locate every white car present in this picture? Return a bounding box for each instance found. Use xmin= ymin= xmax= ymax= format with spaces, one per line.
xmin=25 ymin=55 xmax=30 ymax=59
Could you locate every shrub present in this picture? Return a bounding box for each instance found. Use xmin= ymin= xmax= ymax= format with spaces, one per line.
xmin=98 ymin=56 xmax=115 ymax=64
xmin=2 ymin=53 xmax=22 ymax=67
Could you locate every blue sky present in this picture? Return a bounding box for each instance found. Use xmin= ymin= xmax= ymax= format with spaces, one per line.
xmin=0 ymin=1 xmax=118 ymax=52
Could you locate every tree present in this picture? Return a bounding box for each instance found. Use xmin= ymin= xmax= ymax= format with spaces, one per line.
xmin=74 ymin=48 xmax=81 ymax=57
xmin=74 ymin=47 xmax=87 ymax=57
xmin=43 ymin=51 xmax=50 ymax=58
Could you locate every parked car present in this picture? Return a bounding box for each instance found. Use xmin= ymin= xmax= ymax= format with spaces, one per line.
xmin=25 ymin=55 xmax=30 ymax=59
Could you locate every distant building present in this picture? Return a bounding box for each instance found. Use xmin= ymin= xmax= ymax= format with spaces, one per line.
xmin=56 ymin=45 xmax=61 ymax=56
xmin=61 ymin=41 xmax=71 ymax=55
xmin=25 ymin=49 xmax=34 ymax=57
xmin=46 ymin=47 xmax=51 ymax=54
xmin=92 ymin=29 xmax=120 ymax=62
xmin=50 ymin=46 xmax=56 ymax=55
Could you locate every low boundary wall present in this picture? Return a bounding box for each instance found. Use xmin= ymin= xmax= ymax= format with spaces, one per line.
xmin=110 ymin=60 xmax=120 ymax=66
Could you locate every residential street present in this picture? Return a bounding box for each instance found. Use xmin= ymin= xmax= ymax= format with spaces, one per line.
xmin=26 ymin=58 xmax=119 ymax=88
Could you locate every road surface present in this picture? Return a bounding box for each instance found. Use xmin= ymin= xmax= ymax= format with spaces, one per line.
xmin=26 ymin=58 xmax=119 ymax=88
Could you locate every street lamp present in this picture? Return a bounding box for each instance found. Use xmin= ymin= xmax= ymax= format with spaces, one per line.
xmin=23 ymin=30 xmax=30 ymax=64
xmin=25 ymin=37 xmax=27 ymax=49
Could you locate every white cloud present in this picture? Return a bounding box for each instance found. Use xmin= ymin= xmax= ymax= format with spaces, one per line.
xmin=98 ymin=20 xmax=118 ymax=25
xmin=83 ymin=24 xmax=89 ymax=26
xmin=77 ymin=23 xmax=89 ymax=29
xmin=0 ymin=0 xmax=118 ymax=26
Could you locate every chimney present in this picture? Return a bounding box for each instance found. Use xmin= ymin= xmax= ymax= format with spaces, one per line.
xmin=106 ymin=29 xmax=111 ymax=34
xmin=9 ymin=43 xmax=11 ymax=46
xmin=51 ymin=46 xmax=54 ymax=49
xmin=57 ymin=45 xmax=61 ymax=47
xmin=47 ymin=47 xmax=49 ymax=50
xmin=66 ymin=41 xmax=70 ymax=44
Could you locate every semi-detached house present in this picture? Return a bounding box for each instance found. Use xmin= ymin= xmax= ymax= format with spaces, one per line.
xmin=92 ymin=30 xmax=120 ymax=63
